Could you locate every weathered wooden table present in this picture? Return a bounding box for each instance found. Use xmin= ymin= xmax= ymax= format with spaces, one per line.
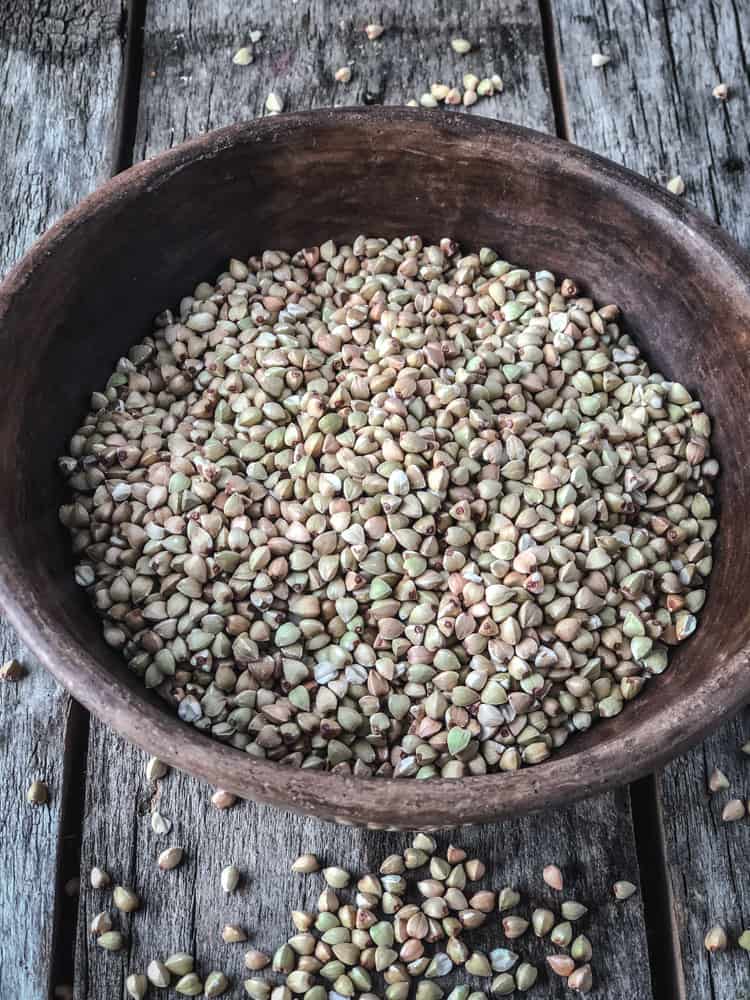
xmin=1 ymin=2 xmax=748 ymax=998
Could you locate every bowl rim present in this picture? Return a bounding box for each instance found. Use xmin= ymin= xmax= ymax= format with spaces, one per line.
xmin=1 ymin=106 xmax=749 ymax=829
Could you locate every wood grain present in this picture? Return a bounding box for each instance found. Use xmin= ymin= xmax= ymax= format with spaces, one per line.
xmin=73 ymin=1 xmax=653 ymax=997
xmin=135 ymin=0 xmax=554 ymax=158
xmin=552 ymin=2 xmax=750 ymax=997
xmin=0 ymin=1 xmax=126 ymax=996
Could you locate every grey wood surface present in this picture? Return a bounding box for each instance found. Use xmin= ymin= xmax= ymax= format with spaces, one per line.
xmin=552 ymin=2 xmax=750 ymax=997
xmin=135 ymin=0 xmax=552 ymax=156
xmin=73 ymin=2 xmax=653 ymax=999
xmin=0 ymin=2 xmax=126 ymax=997
xmin=1 ymin=0 xmax=747 ymax=996
xmin=76 ymin=730 xmax=650 ymax=1000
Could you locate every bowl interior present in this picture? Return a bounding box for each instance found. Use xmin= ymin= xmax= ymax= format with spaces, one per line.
xmin=1 ymin=110 xmax=749 ymax=828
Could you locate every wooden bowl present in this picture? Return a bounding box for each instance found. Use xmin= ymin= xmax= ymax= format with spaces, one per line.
xmin=1 ymin=109 xmax=748 ymax=830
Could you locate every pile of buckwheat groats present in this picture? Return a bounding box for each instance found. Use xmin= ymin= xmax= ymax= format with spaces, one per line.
xmin=58 ymin=235 xmax=717 ymax=777
xmin=87 ymin=834 xmax=618 ymax=996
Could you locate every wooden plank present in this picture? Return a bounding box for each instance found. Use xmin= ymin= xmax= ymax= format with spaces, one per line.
xmin=75 ymin=2 xmax=653 ymax=998
xmin=0 ymin=2 xmax=127 ymax=996
xmin=0 ymin=629 xmax=68 ymax=1000
xmin=134 ymin=0 xmax=552 ymax=157
xmin=552 ymin=2 xmax=750 ymax=997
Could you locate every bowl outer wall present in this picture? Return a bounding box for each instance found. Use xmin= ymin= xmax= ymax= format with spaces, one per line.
xmin=0 ymin=108 xmax=749 ymax=829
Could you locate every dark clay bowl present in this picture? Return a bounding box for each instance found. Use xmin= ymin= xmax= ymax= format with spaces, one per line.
xmin=1 ymin=109 xmax=749 ymax=830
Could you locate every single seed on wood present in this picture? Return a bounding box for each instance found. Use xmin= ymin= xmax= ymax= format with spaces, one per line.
xmin=708 ymin=768 xmax=730 ymax=792
xmin=249 ymin=29 xmax=262 ymax=42
xmin=462 ymin=90 xmax=477 ymax=108
xmin=147 ymin=960 xmax=171 ymax=987
xmin=416 ymin=982 xmax=443 ymax=1000
xmin=561 ymin=901 xmax=588 ymax=920
xmin=292 ymin=853 xmax=321 ymax=873
xmin=743 ymin=742 xmax=750 ymax=755
xmin=465 ymin=860 xmax=485 ymax=881
xmin=288 ymin=933 xmax=315 ymax=956
xmin=490 ymin=948 xmax=518 ymax=973
xmin=205 ymin=971 xmax=230 ymax=997
xmin=722 ymin=798 xmax=745 ymax=821
xmin=738 ymin=930 xmax=750 ymax=950
xmin=515 ymin=963 xmax=537 ymax=991
xmin=175 ymin=973 xmax=204 ymax=996
xmin=451 ymin=37 xmax=472 ymax=54
xmin=667 ymin=175 xmax=685 ymax=196
xmin=469 ymin=891 xmax=495 ymax=912
xmin=152 ymin=811 xmax=172 ymax=835
xmin=146 ymin=756 xmax=168 ymax=781
xmin=126 ymin=974 xmax=147 ymax=1000
xmin=158 ymin=845 xmax=184 ymax=870
xmin=712 ymin=82 xmax=729 ymax=100
xmin=292 ymin=912 xmax=315 ymax=932
xmin=532 ymin=909 xmax=554 ymax=937
xmin=90 ymin=866 xmax=110 ymax=889
xmin=613 ymin=880 xmax=637 ymax=900
xmin=273 ymin=944 xmax=296 ymax=972
xmin=411 ymin=833 xmax=437 ymax=854
xmin=245 ymin=949 xmax=271 ymax=970
xmin=465 ymin=951 xmax=491 ymax=976
xmin=335 ymin=67 xmax=352 ymax=83
xmin=430 ymin=857 xmax=451 ymax=880
xmin=211 ymin=789 xmax=237 ymax=810
xmin=381 ymin=854 xmax=405 ymax=874
xmin=27 ymin=780 xmax=48 ymax=805
xmin=419 ymin=94 xmax=438 ymax=109
xmin=591 ymin=52 xmax=610 ymax=67
xmin=233 ymin=47 xmax=253 ymax=66
xmin=490 ymin=974 xmax=515 ymax=996
xmin=166 ymin=954 xmax=195 ymax=975
xmin=265 ymin=93 xmax=284 ymax=114
xmin=223 ymin=923 xmax=249 ymax=943
xmin=704 ymin=926 xmax=728 ymax=952
xmin=550 ymin=921 xmax=573 ymax=947
xmin=547 ymin=955 xmax=575 ymax=977
xmin=287 ymin=970 xmax=315 ymax=993
xmin=113 ymin=886 xmax=140 ymax=912
xmin=542 ymin=864 xmax=563 ymax=890
xmin=502 ymin=916 xmax=529 ymax=939
xmin=90 ymin=911 xmax=112 ymax=935
xmin=497 ymin=888 xmax=520 ymax=911
xmin=568 ymin=965 xmax=593 ymax=993
xmin=571 ymin=934 xmax=593 ymax=962
xmin=245 ymin=981 xmax=272 ymax=1000
xmin=324 ymin=866 xmax=351 ymax=888
xmin=0 ymin=658 xmax=23 ymax=680
xmin=462 ymin=73 xmax=479 ymax=92
xmin=365 ymin=23 xmax=384 ymax=40
xmin=97 ymin=931 xmax=125 ymax=952
xmin=222 ymin=865 xmax=241 ymax=892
